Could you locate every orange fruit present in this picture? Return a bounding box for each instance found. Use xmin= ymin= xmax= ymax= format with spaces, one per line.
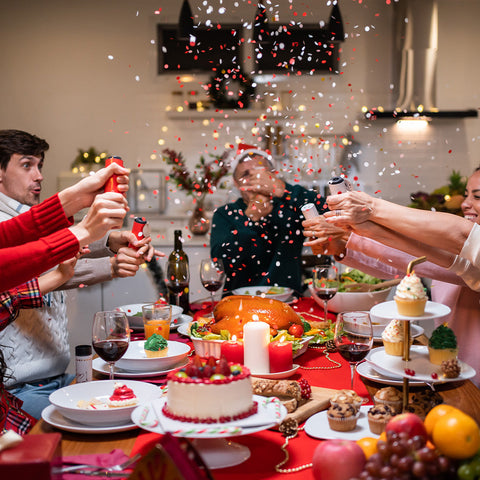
xmin=356 ymin=437 xmax=378 ymax=459
xmin=432 ymin=409 xmax=480 ymax=459
xmin=378 ymin=431 xmax=387 ymax=442
xmin=424 ymin=404 xmax=459 ymax=437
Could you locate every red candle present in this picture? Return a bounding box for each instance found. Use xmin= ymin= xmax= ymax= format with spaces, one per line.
xmin=268 ymin=340 xmax=293 ymax=373
xmin=221 ymin=337 xmax=244 ymax=365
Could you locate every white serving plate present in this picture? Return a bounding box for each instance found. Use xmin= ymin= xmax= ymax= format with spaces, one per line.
xmin=356 ymin=361 xmax=426 ymax=386
xmin=49 ymin=380 xmax=161 ymax=427
xmin=115 ymin=303 xmax=183 ymax=329
xmin=171 ymin=314 xmax=192 ymax=331
xmin=251 ymin=364 xmax=300 ymax=379
xmin=93 ymin=356 xmax=189 ymax=379
xmin=42 ymin=405 xmax=138 ymax=434
xmin=115 ymin=340 xmax=191 ymax=372
xmin=366 ymin=345 xmax=476 ymax=383
xmin=131 ymin=395 xmax=287 ymax=437
xmin=232 ymin=286 xmax=294 ymax=302
xmin=310 ymin=286 xmax=392 ymax=314
xmin=373 ymin=323 xmax=424 ymax=340
xmin=305 ymin=405 xmax=379 ymax=441
xmin=370 ymin=301 xmax=451 ymax=323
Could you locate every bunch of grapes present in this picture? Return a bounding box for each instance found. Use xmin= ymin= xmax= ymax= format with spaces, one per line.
xmin=351 ymin=430 xmax=456 ymax=480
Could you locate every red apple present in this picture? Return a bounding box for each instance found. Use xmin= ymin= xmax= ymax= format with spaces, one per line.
xmin=385 ymin=412 xmax=428 ymax=441
xmin=312 ymin=439 xmax=366 ymax=480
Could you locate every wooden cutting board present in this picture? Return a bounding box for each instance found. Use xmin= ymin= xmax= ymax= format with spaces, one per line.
xmin=283 ymin=386 xmax=337 ymax=426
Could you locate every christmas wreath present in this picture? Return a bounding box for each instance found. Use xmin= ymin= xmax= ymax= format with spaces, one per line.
xmin=208 ymin=68 xmax=255 ymax=109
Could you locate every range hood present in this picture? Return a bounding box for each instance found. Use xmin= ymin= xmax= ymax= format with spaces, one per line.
xmin=366 ymin=0 xmax=477 ymax=120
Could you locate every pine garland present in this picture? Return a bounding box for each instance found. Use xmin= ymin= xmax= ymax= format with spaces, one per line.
xmin=162 ymin=149 xmax=230 ymax=198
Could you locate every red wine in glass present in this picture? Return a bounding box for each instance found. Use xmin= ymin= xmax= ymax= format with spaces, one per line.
xmin=312 ymin=264 xmax=339 ymax=321
xmin=200 ymin=258 xmax=226 ymax=314
xmin=334 ymin=311 xmax=373 ymax=396
xmin=93 ymin=339 xmax=129 ymax=363
xmin=202 ymin=280 xmax=224 ymax=292
xmin=92 ymin=311 xmax=130 ymax=380
xmin=337 ymin=344 xmax=371 ymax=363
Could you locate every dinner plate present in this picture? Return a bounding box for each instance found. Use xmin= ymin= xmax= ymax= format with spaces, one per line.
xmin=305 ymin=405 xmax=379 ymax=441
xmin=42 ymin=405 xmax=137 ymax=434
xmin=370 ymin=301 xmax=451 ymax=322
xmin=232 ymin=286 xmax=294 ymax=302
xmin=177 ymin=323 xmax=190 ymax=336
xmin=116 ymin=303 xmax=184 ymax=329
xmin=131 ymin=395 xmax=287 ymax=438
xmin=171 ymin=314 xmax=193 ymax=331
xmin=93 ymin=356 xmax=189 ymax=378
xmin=356 ymin=361 xmax=426 ymax=386
xmin=115 ymin=340 xmax=191 ymax=372
xmin=252 ymin=364 xmax=300 ymax=379
xmin=373 ymin=323 xmax=424 ymax=340
xmin=366 ymin=345 xmax=476 ymax=383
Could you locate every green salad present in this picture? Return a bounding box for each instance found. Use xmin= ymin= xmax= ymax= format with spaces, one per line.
xmin=305 ymin=268 xmax=384 ymax=293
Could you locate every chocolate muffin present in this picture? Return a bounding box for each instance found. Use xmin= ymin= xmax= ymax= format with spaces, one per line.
xmin=327 ymin=403 xmax=359 ymax=432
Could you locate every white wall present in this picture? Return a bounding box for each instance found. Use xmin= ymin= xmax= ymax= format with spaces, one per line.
xmin=1 ymin=0 xmax=479 ymax=212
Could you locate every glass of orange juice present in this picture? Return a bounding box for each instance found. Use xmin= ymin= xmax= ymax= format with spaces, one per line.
xmin=142 ymin=304 xmax=172 ymax=340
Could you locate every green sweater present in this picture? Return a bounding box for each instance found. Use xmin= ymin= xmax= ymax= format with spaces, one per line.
xmin=210 ymin=183 xmax=326 ymax=293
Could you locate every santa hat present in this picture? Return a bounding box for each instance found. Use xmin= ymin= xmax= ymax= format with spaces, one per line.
xmin=230 ymin=143 xmax=274 ymax=173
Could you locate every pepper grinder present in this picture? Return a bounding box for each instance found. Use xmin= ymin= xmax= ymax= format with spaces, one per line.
xmin=75 ymin=344 xmax=92 ymax=383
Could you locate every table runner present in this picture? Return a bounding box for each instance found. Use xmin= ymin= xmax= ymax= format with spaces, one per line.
xmin=129 ymin=296 xmax=372 ymax=478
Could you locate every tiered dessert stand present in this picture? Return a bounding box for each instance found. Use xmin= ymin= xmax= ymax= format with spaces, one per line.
xmin=367 ymin=257 xmax=474 ymax=410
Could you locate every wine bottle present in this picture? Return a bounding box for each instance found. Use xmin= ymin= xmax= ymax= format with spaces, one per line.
xmin=167 ymin=230 xmax=190 ymax=313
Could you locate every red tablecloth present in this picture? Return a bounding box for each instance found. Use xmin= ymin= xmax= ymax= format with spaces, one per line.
xmin=130 ymin=297 xmax=372 ymax=479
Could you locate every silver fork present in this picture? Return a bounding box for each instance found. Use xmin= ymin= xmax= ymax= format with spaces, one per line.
xmin=53 ymin=453 xmax=141 ymax=475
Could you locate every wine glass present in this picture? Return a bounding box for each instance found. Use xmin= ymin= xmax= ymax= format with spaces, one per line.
xmin=334 ymin=311 xmax=373 ymax=394
xmin=312 ymin=263 xmax=339 ymax=321
xmin=92 ymin=311 xmax=130 ymax=380
xmin=200 ymin=258 xmax=226 ymax=314
xmin=166 ymin=259 xmax=190 ymax=306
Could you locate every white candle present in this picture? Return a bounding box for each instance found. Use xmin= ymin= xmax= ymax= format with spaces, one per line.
xmin=243 ymin=320 xmax=270 ymax=374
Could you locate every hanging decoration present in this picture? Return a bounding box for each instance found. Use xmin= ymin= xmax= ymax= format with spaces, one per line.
xmin=208 ymin=68 xmax=256 ymax=110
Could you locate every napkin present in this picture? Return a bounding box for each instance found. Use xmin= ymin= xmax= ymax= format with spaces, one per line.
xmin=60 ymin=449 xmax=130 ymax=480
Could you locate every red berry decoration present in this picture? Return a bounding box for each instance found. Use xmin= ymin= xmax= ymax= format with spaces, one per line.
xmin=299 ymin=379 xmax=312 ymax=399
xmin=404 ymin=368 xmax=416 ymax=376
xmin=192 ymin=355 xmax=203 ymax=367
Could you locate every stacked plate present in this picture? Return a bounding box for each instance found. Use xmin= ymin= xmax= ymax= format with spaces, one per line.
xmin=43 ymin=380 xmax=161 ymax=434
xmin=232 ymin=286 xmax=294 ymax=302
xmin=93 ymin=340 xmax=191 ymax=379
xmin=115 ymin=303 xmax=191 ymax=331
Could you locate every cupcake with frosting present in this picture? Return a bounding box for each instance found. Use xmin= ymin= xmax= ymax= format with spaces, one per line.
xmin=394 ymin=271 xmax=427 ymax=316
xmin=381 ymin=319 xmax=412 ymax=356
xmin=428 ymin=324 xmax=458 ymax=365
xmin=144 ymin=333 xmax=169 ymax=358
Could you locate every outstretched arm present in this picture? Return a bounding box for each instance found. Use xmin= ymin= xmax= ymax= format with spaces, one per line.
xmin=324 ymin=191 xmax=474 ymax=255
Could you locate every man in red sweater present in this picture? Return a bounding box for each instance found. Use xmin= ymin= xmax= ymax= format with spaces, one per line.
xmin=0 ymin=129 xmax=158 ymax=419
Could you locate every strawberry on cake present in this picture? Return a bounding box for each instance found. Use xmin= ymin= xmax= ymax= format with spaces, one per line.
xmin=163 ymin=355 xmax=257 ymax=423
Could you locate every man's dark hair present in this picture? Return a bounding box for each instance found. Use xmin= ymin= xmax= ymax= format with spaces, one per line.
xmin=0 ymin=129 xmax=49 ymax=170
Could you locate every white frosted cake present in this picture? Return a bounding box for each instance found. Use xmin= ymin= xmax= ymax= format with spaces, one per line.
xmin=163 ymin=356 xmax=257 ymax=423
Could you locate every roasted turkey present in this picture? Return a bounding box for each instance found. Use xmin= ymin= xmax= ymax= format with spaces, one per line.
xmin=210 ymin=295 xmax=303 ymax=338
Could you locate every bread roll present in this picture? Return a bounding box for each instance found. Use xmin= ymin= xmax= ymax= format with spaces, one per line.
xmin=211 ymin=295 xmax=303 ymax=338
